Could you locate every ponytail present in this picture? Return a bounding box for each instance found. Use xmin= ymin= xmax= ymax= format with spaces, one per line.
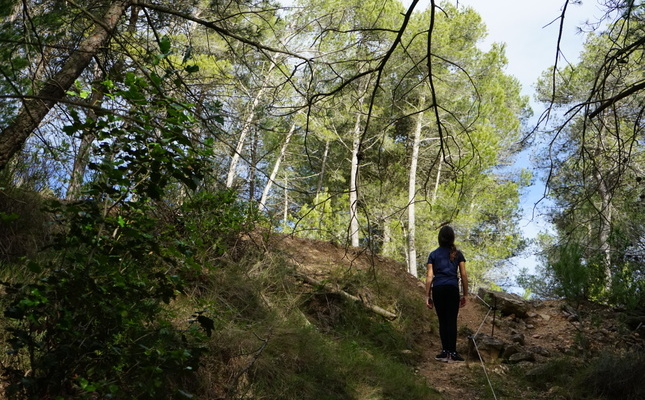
xmin=438 ymin=226 xmax=458 ymax=261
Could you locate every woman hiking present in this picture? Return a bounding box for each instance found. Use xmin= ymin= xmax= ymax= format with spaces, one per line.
xmin=425 ymin=225 xmax=469 ymax=363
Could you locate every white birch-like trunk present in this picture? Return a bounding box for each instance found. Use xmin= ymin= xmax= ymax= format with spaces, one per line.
xmin=259 ymin=121 xmax=296 ymax=211
xmin=407 ymin=97 xmax=424 ymax=277
xmin=283 ymin=175 xmax=289 ymax=229
xmin=316 ymin=139 xmax=331 ymax=197
xmin=225 ymin=89 xmax=264 ymax=188
xmin=349 ymin=112 xmax=361 ymax=248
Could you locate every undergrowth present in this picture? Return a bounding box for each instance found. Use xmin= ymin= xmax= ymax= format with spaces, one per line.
xmin=520 ymin=351 xmax=645 ymax=400
xmin=171 ymin=242 xmax=439 ymax=400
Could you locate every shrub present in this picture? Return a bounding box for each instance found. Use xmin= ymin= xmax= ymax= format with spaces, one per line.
xmin=574 ymin=351 xmax=645 ymax=400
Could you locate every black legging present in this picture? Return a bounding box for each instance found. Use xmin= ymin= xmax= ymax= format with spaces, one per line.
xmin=432 ymin=284 xmax=460 ymax=352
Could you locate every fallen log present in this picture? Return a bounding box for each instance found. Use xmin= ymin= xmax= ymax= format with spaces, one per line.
xmin=295 ymin=273 xmax=397 ymax=320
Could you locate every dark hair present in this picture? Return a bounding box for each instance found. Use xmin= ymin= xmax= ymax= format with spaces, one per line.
xmin=438 ymin=225 xmax=458 ymax=261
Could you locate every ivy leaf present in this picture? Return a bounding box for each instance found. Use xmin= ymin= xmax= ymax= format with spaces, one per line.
xmin=159 ymin=35 xmax=171 ymax=55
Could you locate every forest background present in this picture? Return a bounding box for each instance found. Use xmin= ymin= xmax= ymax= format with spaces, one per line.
xmin=0 ymin=0 xmax=643 ymax=398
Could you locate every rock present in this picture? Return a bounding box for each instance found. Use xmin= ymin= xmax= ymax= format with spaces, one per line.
xmin=477 ymin=288 xmax=530 ymax=318
xmin=470 ymin=333 xmax=506 ymax=363
xmin=562 ymin=304 xmax=580 ymax=321
xmin=511 ymin=333 xmax=525 ymax=345
xmin=517 ymin=361 xmax=534 ymax=369
xmin=502 ymin=343 xmax=522 ymax=359
xmin=528 ymin=346 xmax=551 ymax=357
xmin=508 ymin=351 xmax=536 ymax=363
xmin=538 ymin=313 xmax=551 ymax=321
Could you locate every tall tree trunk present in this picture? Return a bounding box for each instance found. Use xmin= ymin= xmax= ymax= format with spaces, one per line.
xmin=316 ymin=139 xmax=331 ymax=197
xmin=283 ymin=175 xmax=289 ymax=228
xmin=593 ymin=155 xmax=613 ymax=292
xmin=66 ymin=65 xmax=104 ymax=200
xmin=407 ymin=96 xmax=424 ymax=277
xmin=248 ymin=128 xmax=258 ymax=201
xmin=381 ymin=220 xmax=393 ymax=256
xmin=0 ymin=1 xmax=130 ymax=170
xmin=349 ymin=111 xmax=362 ymax=248
xmin=66 ymin=122 xmax=97 ymax=200
xmin=588 ymin=122 xmax=614 ymax=293
xmin=259 ymin=121 xmax=296 ymax=211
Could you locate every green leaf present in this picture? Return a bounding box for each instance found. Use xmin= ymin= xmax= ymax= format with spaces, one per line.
xmin=27 ymin=261 xmax=42 ymax=274
xmin=0 ymin=211 xmax=19 ymax=222
xmin=159 ymin=35 xmax=171 ymax=55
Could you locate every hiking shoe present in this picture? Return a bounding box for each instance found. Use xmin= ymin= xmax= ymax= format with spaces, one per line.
xmin=447 ymin=352 xmax=465 ymax=363
xmin=435 ymin=350 xmax=449 ymax=361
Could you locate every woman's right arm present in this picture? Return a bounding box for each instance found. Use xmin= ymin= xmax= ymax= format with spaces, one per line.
xmin=458 ymin=261 xmax=468 ymax=307
xmin=425 ymin=263 xmax=434 ymax=309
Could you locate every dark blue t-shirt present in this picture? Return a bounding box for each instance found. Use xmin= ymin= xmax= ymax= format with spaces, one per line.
xmin=427 ymin=246 xmax=466 ymax=288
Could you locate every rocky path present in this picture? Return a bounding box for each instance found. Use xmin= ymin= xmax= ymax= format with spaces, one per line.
xmin=417 ymin=289 xmax=645 ymax=399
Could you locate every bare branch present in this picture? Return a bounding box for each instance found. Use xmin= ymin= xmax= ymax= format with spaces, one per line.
xmin=589 ymin=81 xmax=645 ymax=119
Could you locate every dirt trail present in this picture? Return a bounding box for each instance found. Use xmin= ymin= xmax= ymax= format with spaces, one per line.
xmin=417 ymin=298 xmax=498 ymax=399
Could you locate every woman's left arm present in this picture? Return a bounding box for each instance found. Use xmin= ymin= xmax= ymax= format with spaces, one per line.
xmin=425 ymin=263 xmax=434 ymax=309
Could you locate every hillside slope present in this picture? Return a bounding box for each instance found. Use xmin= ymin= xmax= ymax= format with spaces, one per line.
xmin=264 ymin=233 xmax=645 ymax=400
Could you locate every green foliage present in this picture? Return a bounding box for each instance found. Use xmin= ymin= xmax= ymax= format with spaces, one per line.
xmin=573 ymin=351 xmax=645 ymax=400
xmin=255 ymin=325 xmax=440 ymax=400
xmin=182 ymin=240 xmax=438 ymax=399
xmin=522 ymin=352 xmax=645 ymax=400
xmin=0 ymin=38 xmax=237 ymax=399
xmin=519 ymin=240 xmax=610 ymax=303
xmin=291 ymin=191 xmax=351 ymax=243
xmin=550 ymin=243 xmax=605 ymax=302
xmin=534 ymin=10 xmax=645 ymax=309
xmin=0 ymin=186 xmax=49 ymax=262
xmin=521 ymin=357 xmax=582 ymax=393
xmin=1 ymin=198 xmax=208 ymax=399
xmin=608 ymin=264 xmax=645 ymax=310
xmin=179 ymin=190 xmax=259 ymax=265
